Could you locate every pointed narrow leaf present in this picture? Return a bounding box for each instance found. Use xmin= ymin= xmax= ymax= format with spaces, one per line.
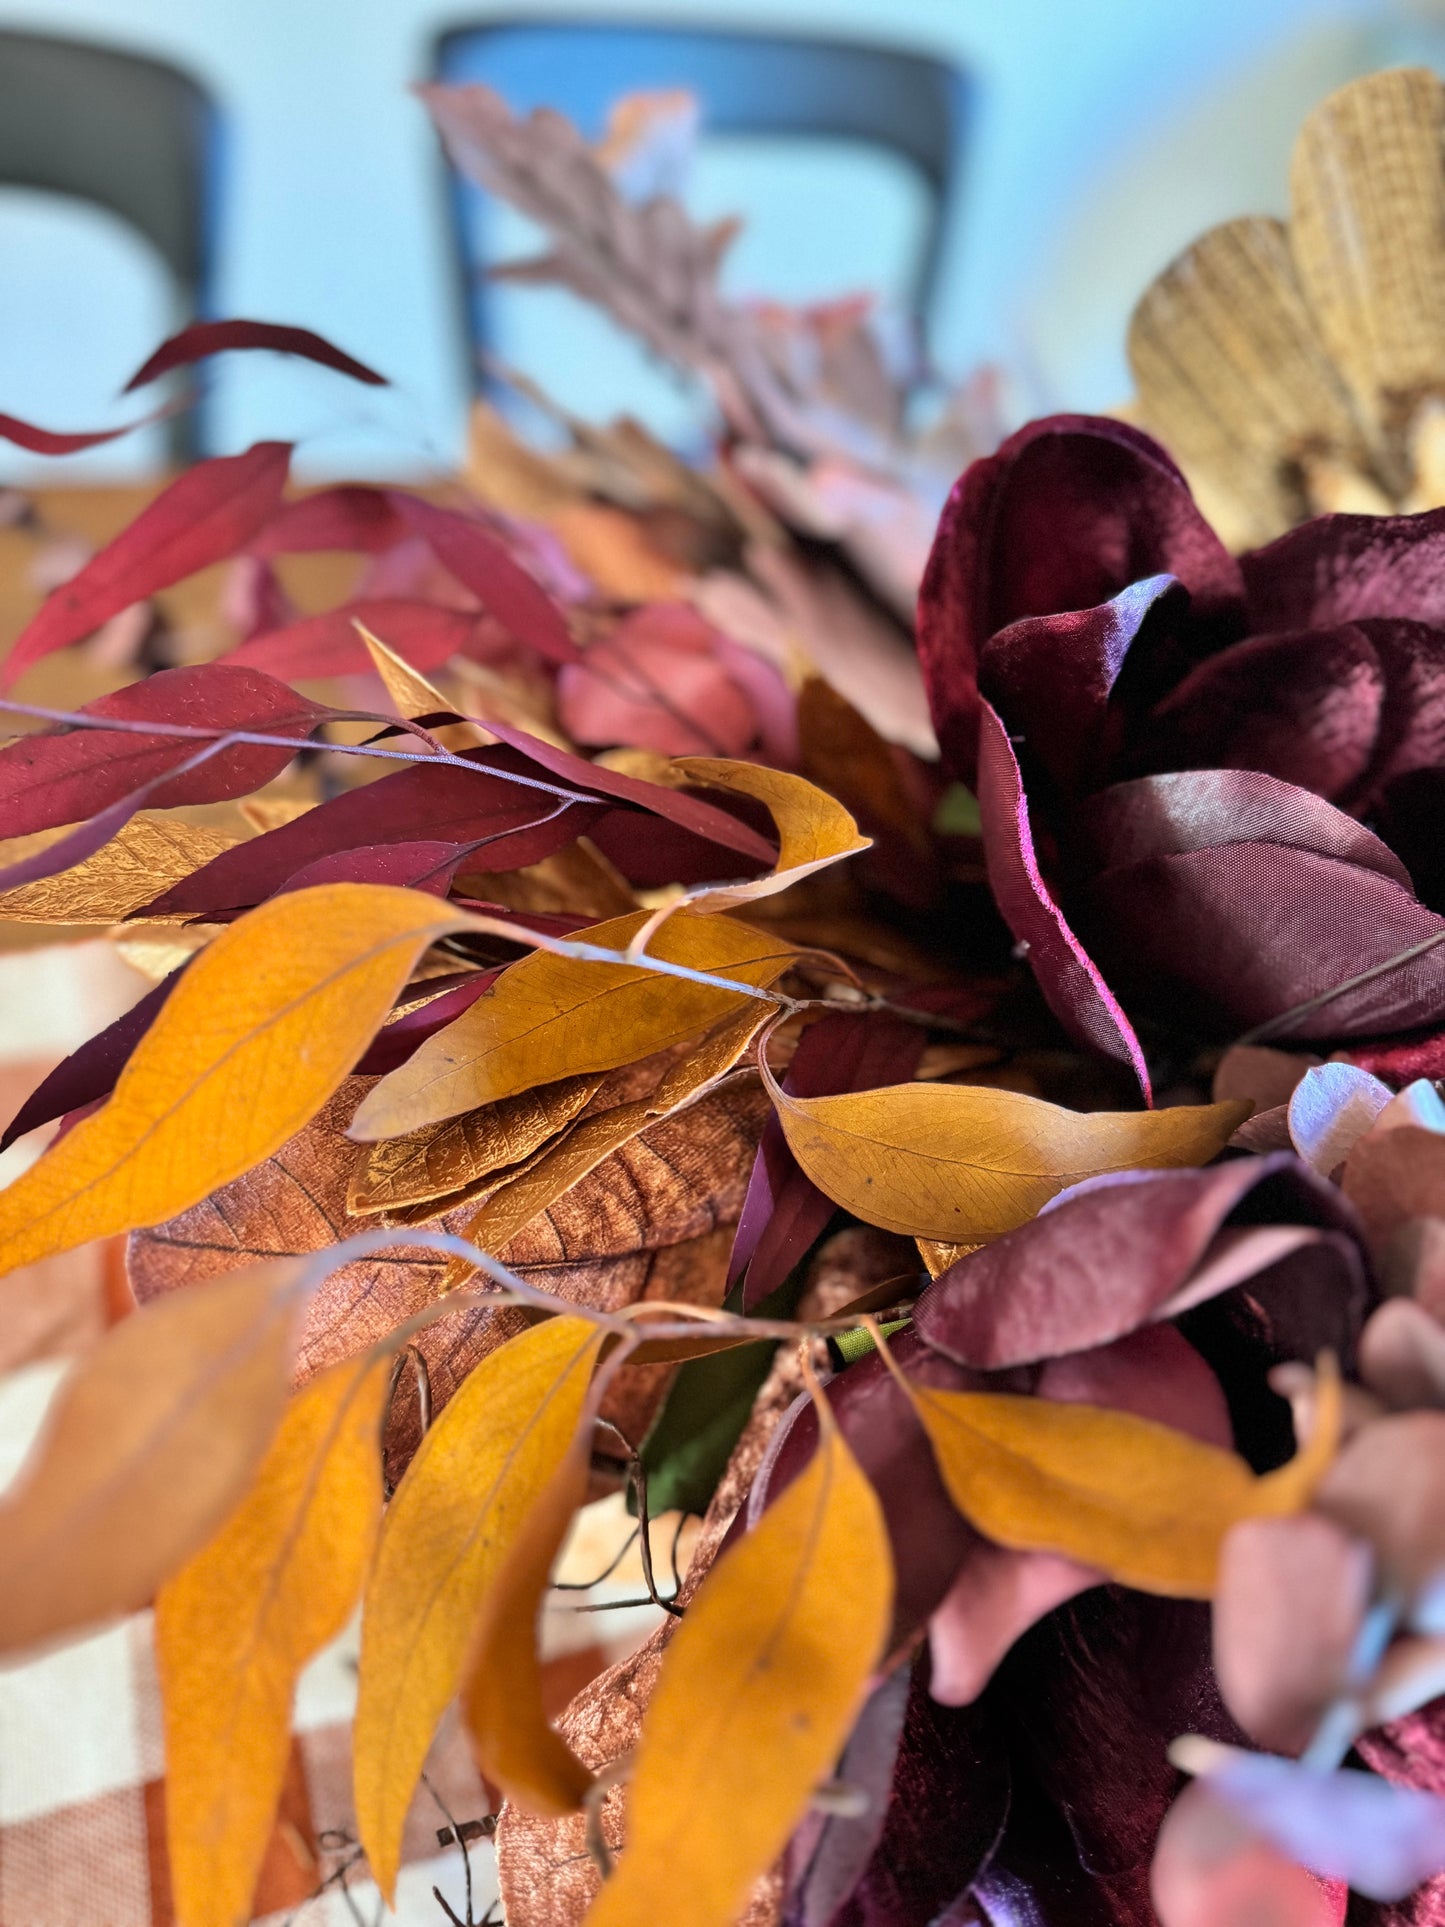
xmin=3 ymin=442 xmax=291 ymax=685
xmin=667 ymin=757 xmax=869 ymax=908
xmin=0 ymin=883 xmax=468 ymax=1279
xmin=0 ymin=1261 xmax=304 ymax=1652
xmin=902 ymin=1362 xmax=1340 ymax=1598
xmin=225 ymin=599 xmax=481 ymax=680
xmin=390 ymin=492 xmax=579 ymax=664
xmin=461 ymin=1416 xmax=596 ymax=1816
xmin=125 ymin=319 xmax=388 ymax=391
xmin=351 ymin=908 xmax=792 ymax=1138
xmin=0 ymin=406 xmax=165 ymax=455
xmin=157 ymin=1353 xmax=390 ymax=1927
xmin=354 ymin=1315 xmax=605 ymax=1900
xmin=767 ymin=1075 xmax=1249 ymax=1241
xmin=444 ymin=1005 xmax=766 ymax=1271
xmin=585 ymin=1396 xmax=892 ymax=1927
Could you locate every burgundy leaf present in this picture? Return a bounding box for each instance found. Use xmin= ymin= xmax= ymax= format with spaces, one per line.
xmin=917 ymin=414 xmax=1243 ymax=784
xmin=0 ymin=663 xmax=326 ymax=836
xmin=976 ymin=700 xmax=1152 ymax=1097
xmin=224 ymin=599 xmax=482 ymax=679
xmin=354 ymin=972 xmax=497 ymax=1076
xmin=389 ymin=492 xmax=579 ymax=665
xmin=274 ymin=840 xmax=462 ymax=896
xmin=475 ymin=718 xmax=779 ymax=866
xmin=124 ymin=319 xmax=388 ymax=391
xmin=2 ymin=442 xmax=291 ymax=686
xmin=249 ymin=485 xmax=410 ymax=557
xmin=0 ymin=970 xmax=178 ymax=1150
xmin=140 ymin=761 xmax=601 ymax=917
xmin=733 ymin=1011 xmax=926 ymax=1310
xmin=0 ymin=406 xmax=166 ymax=456
xmin=914 ymin=1155 xmax=1364 ymax=1372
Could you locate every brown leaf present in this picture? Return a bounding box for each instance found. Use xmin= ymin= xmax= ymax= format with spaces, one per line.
xmin=441 ymin=1010 xmax=765 ymax=1275
xmin=347 ymin=1072 xmax=604 ymax=1216
xmin=128 ymin=1077 xmax=768 ymax=1478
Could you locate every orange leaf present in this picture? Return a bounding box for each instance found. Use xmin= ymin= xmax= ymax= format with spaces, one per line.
xmin=156 ymin=1352 xmax=390 ymax=1927
xmin=0 ymin=1260 xmax=305 ymax=1653
xmin=899 ymin=1356 xmax=1341 ymax=1598
xmin=353 ymin=1314 xmax=606 ymax=1900
xmin=0 ymin=882 xmax=469 ymax=1279
xmin=664 ymin=757 xmax=870 ymax=909
xmin=584 ymin=1391 xmax=892 ymax=1927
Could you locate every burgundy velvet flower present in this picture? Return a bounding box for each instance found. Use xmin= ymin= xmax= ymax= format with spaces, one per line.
xmin=917 ymin=416 xmax=1445 ymax=1093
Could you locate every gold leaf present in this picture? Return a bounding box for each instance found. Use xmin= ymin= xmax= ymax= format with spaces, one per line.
xmin=348 ymin=1071 xmax=604 ymax=1215
xmin=901 ymin=1357 xmax=1340 ymax=1598
xmin=583 ymin=1390 xmax=892 ymax=1927
xmin=0 ymin=1261 xmax=303 ymax=1653
xmin=357 ymin=620 xmax=493 ymax=751
xmin=350 ymin=908 xmax=792 ymax=1139
xmin=664 ymin=756 xmax=869 ymax=909
xmin=353 ymin=1315 xmax=606 ymax=1900
xmin=156 ymin=1352 xmax=390 ymax=1927
xmin=0 ymin=884 xmax=469 ymax=1280
xmin=766 ymin=1074 xmax=1249 ymax=1241
xmin=0 ymin=813 xmax=238 ymax=923
xmin=442 ymin=1006 xmax=766 ymax=1277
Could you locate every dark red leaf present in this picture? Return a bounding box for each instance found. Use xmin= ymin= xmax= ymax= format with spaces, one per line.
xmin=389 ymin=492 xmax=579 ymax=665
xmin=0 ymin=663 xmax=326 ymax=837
xmin=1242 ymin=505 xmax=1445 ymax=635
xmin=2 ymin=442 xmax=292 ymax=686
xmin=0 ymin=970 xmax=178 ymax=1150
xmin=0 ymin=406 xmax=166 ymax=456
xmin=124 ymin=319 xmax=387 ymax=392
xmin=249 ymin=486 xmax=409 ymax=558
xmin=139 ymin=760 xmax=601 ymax=916
xmin=477 ymin=718 xmax=778 ymax=866
xmin=354 ymin=972 xmax=498 ymax=1076
xmin=976 ymin=700 xmax=1152 ymax=1098
xmin=224 ymin=599 xmax=483 ymax=679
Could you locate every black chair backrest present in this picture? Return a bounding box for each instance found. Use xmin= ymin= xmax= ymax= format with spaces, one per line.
xmin=0 ymin=31 xmax=218 ymax=459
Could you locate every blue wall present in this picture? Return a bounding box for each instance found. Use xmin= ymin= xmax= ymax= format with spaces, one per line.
xmin=0 ymin=0 xmax=1401 ymax=478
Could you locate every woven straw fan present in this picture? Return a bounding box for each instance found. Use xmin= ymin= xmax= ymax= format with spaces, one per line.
xmin=1129 ymin=68 xmax=1445 ymax=549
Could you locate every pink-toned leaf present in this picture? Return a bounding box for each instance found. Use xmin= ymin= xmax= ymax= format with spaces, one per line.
xmin=389 ymin=493 xmax=579 ymax=664
xmin=557 ymin=603 xmax=759 ymax=756
xmin=225 ymin=600 xmax=482 ymax=679
xmin=1152 ymin=1779 xmax=1347 ymax=1927
xmin=3 ymin=442 xmax=292 ymax=685
xmin=1287 ymin=1063 xmax=1394 ymax=1176
xmin=249 ymin=485 xmax=409 ymax=557
xmin=124 ymin=319 xmax=388 ymax=390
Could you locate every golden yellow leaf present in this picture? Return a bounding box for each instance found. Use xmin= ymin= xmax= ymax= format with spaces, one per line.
xmin=348 ymin=1071 xmax=604 ymax=1216
xmin=354 ymin=1314 xmax=606 ymax=1900
xmin=665 ymin=757 xmax=870 ymax=909
xmin=0 ymin=1261 xmax=304 ymax=1653
xmin=157 ymin=1352 xmax=390 ymax=1927
xmin=350 ymin=908 xmax=793 ymax=1140
xmin=357 ymin=620 xmax=493 ymax=751
xmin=461 ymin=1415 xmax=595 ymax=1817
xmin=0 ymin=813 xmax=238 ymax=923
xmin=767 ymin=1075 xmax=1250 ymax=1241
xmin=0 ymin=883 xmax=468 ymax=1280
xmin=585 ymin=1392 xmax=892 ymax=1927
xmin=901 ymin=1358 xmax=1341 ymax=1599
xmin=917 ymin=1238 xmax=980 ymax=1278
xmin=440 ymin=1005 xmax=767 ymax=1283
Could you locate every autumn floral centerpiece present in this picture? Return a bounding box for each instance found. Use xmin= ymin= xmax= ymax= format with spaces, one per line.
xmin=2 ymin=60 xmax=1445 ymax=1927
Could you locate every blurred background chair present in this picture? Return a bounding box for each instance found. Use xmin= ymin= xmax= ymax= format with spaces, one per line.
xmin=433 ymin=19 xmax=970 ymax=435
xmin=0 ymin=30 xmax=218 ymax=461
